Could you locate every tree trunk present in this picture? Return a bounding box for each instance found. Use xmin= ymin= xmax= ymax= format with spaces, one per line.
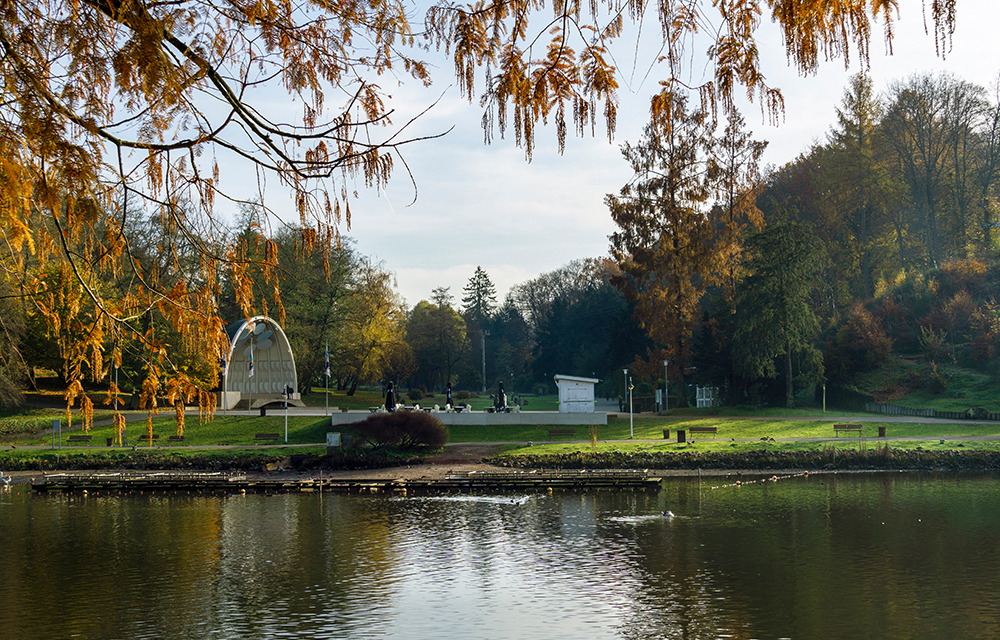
xmin=347 ymin=379 xmax=358 ymax=396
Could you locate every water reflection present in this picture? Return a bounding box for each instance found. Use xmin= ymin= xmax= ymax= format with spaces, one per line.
xmin=1 ymin=473 xmax=999 ymax=639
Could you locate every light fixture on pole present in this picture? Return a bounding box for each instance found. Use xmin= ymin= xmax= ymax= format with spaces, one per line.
xmin=624 ymin=368 xmax=633 ymax=439
xmin=284 ymin=385 xmax=291 ymax=444
xmin=663 ymin=359 xmax=669 ymax=416
xmin=481 ymin=329 xmax=490 ymax=393
xmin=115 ymin=358 xmax=120 ymax=446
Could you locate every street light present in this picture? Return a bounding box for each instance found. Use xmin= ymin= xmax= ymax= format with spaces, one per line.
xmin=624 ymin=368 xmax=633 ymax=439
xmin=663 ymin=359 xmax=669 ymax=416
xmin=283 ymin=385 xmax=292 ymax=444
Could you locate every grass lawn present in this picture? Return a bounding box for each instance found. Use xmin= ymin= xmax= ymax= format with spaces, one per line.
xmin=3 ymin=414 xmax=338 ymax=448
xmin=2 ymin=400 xmax=999 ymax=471
xmin=0 ymin=406 xmax=118 ymax=437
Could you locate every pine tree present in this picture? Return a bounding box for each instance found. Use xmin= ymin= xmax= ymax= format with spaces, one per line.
xmin=462 ymin=267 xmax=498 ymax=327
xmin=734 ymin=218 xmax=828 ymax=408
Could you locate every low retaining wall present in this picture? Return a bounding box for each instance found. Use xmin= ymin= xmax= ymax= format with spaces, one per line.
xmin=329 ymin=410 xmax=607 ymax=426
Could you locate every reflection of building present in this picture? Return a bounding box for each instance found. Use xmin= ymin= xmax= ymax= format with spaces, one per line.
xmin=553 ymin=375 xmax=598 ymax=413
xmin=219 ymin=316 xmax=301 ymax=410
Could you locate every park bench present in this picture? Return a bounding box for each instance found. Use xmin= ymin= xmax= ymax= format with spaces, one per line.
xmin=168 ymin=435 xmax=184 ymax=443
xmin=547 ymin=428 xmax=576 ymax=439
xmin=255 ymin=432 xmax=280 ymax=444
xmin=68 ymin=435 xmax=92 ymax=444
xmin=689 ymin=426 xmax=718 ymax=438
xmin=834 ymin=424 xmax=863 ymax=436
xmin=136 ymin=434 xmax=160 ymax=444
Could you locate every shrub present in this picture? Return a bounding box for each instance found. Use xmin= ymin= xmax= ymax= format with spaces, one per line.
xmin=827 ymin=303 xmax=893 ymax=381
xmin=353 ymin=410 xmax=449 ymax=449
xmin=456 ymin=390 xmax=471 ymax=400
xmin=908 ymin=361 xmax=950 ymax=394
xmin=407 ymin=388 xmax=423 ymax=401
xmin=919 ymin=325 xmax=952 ymax=361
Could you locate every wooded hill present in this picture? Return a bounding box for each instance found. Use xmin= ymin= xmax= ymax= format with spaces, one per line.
xmin=690 ymin=72 xmax=1000 ymax=409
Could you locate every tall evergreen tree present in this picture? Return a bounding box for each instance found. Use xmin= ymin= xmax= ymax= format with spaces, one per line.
xmin=461 ymin=266 xmax=498 ymax=326
xmin=734 ymin=218 xmax=828 ymax=408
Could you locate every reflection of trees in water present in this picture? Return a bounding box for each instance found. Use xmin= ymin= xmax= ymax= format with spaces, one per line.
xmin=5 ymin=476 xmax=1000 ymax=638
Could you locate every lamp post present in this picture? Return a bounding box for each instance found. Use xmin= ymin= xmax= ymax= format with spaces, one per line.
xmin=115 ymin=360 xmax=122 ymax=446
xmin=624 ymin=368 xmax=633 ymax=439
xmin=663 ymin=359 xmax=669 ymax=416
xmin=481 ymin=329 xmax=490 ymax=393
xmin=283 ymin=385 xmax=290 ymax=444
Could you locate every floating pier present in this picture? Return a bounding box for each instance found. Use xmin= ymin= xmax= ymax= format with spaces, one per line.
xmin=30 ymin=469 xmax=662 ymax=494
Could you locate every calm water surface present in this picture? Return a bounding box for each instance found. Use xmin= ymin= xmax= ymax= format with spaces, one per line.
xmin=1 ymin=472 xmax=999 ymax=639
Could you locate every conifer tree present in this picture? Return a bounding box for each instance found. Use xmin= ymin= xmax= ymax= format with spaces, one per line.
xmin=462 ymin=267 xmax=498 ymax=327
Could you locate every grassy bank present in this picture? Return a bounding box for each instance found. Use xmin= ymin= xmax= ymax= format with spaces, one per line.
xmin=3 ymin=407 xmax=1000 ymax=472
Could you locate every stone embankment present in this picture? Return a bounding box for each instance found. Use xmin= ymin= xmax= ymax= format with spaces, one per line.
xmin=489 ymin=448 xmax=1000 ymax=472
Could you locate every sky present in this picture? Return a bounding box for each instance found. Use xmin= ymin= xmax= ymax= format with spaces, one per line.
xmin=304 ymin=2 xmax=1000 ymax=309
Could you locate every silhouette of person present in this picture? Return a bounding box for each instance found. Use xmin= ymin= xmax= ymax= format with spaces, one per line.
xmin=385 ymin=381 xmax=396 ymax=412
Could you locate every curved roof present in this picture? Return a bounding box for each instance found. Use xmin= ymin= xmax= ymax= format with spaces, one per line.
xmin=223 ymin=316 xmax=298 ymax=396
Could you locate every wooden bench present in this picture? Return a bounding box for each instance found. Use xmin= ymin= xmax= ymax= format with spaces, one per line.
xmin=136 ymin=434 xmax=160 ymax=444
xmin=689 ymin=426 xmax=718 ymax=438
xmin=68 ymin=435 xmax=92 ymax=444
xmin=168 ymin=435 xmax=184 ymax=443
xmin=834 ymin=424 xmax=863 ymax=436
xmin=547 ymin=428 xmax=576 ymax=439
xmin=255 ymin=432 xmax=280 ymax=444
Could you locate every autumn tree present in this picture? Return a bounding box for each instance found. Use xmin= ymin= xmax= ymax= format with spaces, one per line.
xmin=711 ymin=111 xmax=768 ymax=302
xmin=825 ymin=73 xmax=892 ymax=299
xmin=335 ymin=258 xmax=413 ymax=395
xmin=608 ymin=91 xmax=725 ymax=406
xmin=881 ymin=73 xmax=980 ymax=267
xmin=0 ymin=280 xmax=25 ymax=406
xmin=407 ymin=293 xmax=469 ymax=390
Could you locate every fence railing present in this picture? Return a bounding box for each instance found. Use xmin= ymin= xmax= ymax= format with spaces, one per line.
xmin=865 ymin=402 xmax=1000 ymax=421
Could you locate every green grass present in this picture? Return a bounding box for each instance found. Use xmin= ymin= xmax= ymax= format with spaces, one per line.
xmin=304 ymin=388 xmax=384 ymax=410
xmin=853 ymin=357 xmax=1000 ymax=412
xmin=4 ymin=414 xmax=339 ymax=448
xmin=0 ymin=406 xmax=118 ymax=437
xmin=3 ymin=412 xmax=998 ymax=448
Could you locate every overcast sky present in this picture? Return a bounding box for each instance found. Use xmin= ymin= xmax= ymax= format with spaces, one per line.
xmin=326 ymin=2 xmax=1000 ymax=309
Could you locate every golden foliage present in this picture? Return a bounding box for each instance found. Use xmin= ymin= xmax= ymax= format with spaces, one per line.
xmin=113 ymin=412 xmax=126 ymax=447
xmin=64 ymin=378 xmax=83 ymax=430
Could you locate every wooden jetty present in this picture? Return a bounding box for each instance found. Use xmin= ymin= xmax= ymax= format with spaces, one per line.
xmin=30 ymin=469 xmax=662 ymax=494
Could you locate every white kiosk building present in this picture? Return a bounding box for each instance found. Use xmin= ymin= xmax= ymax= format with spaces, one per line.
xmin=553 ymin=374 xmax=599 ymax=413
xmin=219 ymin=315 xmax=301 ymax=410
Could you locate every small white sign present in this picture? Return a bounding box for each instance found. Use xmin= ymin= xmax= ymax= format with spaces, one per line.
xmin=326 ymin=433 xmax=341 ymax=447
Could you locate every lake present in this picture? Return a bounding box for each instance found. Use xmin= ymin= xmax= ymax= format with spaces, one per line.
xmin=1 ymin=472 xmax=998 ymax=639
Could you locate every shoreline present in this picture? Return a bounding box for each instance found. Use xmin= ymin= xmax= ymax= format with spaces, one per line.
xmin=4 ymin=443 xmax=1000 ymax=486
